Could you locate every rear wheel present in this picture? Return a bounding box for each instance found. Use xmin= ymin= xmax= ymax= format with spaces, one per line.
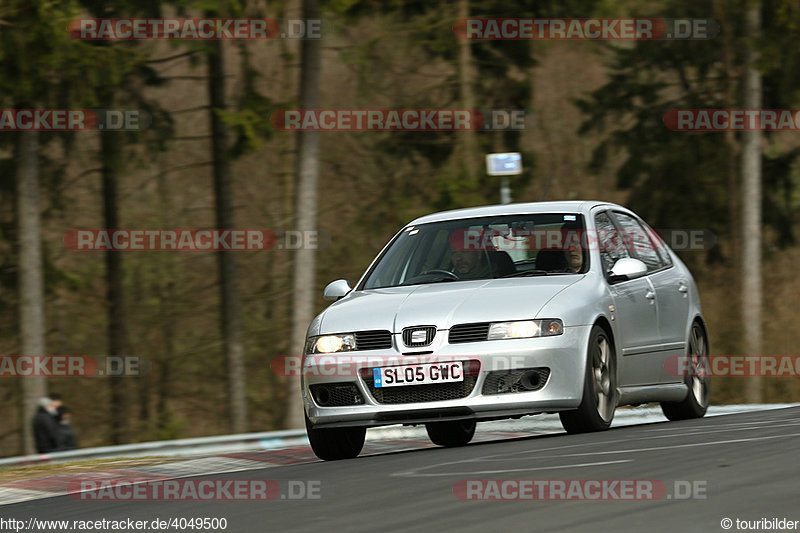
xmin=560 ymin=325 xmax=617 ymax=433
xmin=425 ymin=420 xmax=476 ymax=447
xmin=661 ymin=322 xmax=710 ymax=421
xmin=305 ymin=414 xmax=366 ymax=461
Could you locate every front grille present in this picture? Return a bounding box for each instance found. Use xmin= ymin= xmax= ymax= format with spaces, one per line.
xmin=482 ymin=367 xmax=551 ymax=394
xmin=402 ymin=326 xmax=437 ymax=347
xmin=309 ymin=383 xmax=364 ymax=407
xmin=361 ymin=362 xmax=478 ymax=404
xmin=449 ymin=322 xmax=490 ymax=343
xmin=354 ymin=330 xmax=393 ymax=350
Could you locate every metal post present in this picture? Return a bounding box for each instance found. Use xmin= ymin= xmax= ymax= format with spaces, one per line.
xmin=486 ymin=153 xmax=521 ymax=205
xmin=500 ymin=178 xmax=511 ymax=204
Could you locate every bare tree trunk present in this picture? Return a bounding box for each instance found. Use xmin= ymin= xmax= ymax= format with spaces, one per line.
xmin=741 ymin=0 xmax=762 ymax=403
xmin=155 ymin=172 xmax=176 ymax=434
xmin=132 ymin=267 xmax=149 ymax=425
xmin=458 ymin=0 xmax=478 ymax=182
xmin=101 ymin=125 xmax=129 ymax=444
xmin=279 ymin=0 xmax=301 ymax=224
xmin=156 ymin=278 xmax=176 ymax=433
xmin=272 ymin=0 xmax=301 ymax=429
xmin=16 ymin=131 xmax=46 ymax=455
xmin=208 ymin=39 xmax=248 ymax=433
xmin=286 ymin=0 xmax=322 ymax=429
xmin=713 ymin=0 xmax=741 ymax=266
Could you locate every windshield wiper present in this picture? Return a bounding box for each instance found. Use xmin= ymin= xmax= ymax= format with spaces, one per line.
xmin=502 ymin=270 xmax=549 ymax=278
xmin=404 ymin=277 xmax=460 ymax=286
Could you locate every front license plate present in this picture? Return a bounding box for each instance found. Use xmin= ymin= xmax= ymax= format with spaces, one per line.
xmin=373 ymin=361 xmax=464 ymax=388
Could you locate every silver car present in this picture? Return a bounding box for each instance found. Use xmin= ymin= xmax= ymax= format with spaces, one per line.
xmin=302 ymin=201 xmax=710 ymax=460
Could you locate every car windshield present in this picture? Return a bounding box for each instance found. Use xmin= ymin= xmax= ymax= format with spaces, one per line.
xmin=361 ymin=213 xmax=588 ymax=289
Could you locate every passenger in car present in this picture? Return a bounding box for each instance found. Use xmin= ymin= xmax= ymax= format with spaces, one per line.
xmin=536 ymin=247 xmax=584 ymax=273
xmin=536 ymin=223 xmax=585 ymax=273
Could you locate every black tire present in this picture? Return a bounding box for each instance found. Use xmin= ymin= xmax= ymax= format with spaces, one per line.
xmin=661 ymin=322 xmax=710 ymax=421
xmin=305 ymin=414 xmax=366 ymax=461
xmin=560 ymin=325 xmax=617 ymax=434
xmin=425 ymin=420 xmax=476 ymax=447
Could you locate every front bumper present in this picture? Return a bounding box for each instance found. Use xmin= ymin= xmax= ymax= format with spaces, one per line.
xmin=303 ymin=325 xmax=592 ymax=428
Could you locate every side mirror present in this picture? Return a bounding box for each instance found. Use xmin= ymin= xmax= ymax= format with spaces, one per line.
xmin=608 ymin=258 xmax=647 ymax=283
xmin=323 ymin=279 xmax=352 ymax=301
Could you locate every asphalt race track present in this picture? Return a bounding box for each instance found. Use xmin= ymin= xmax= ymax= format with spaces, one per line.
xmin=6 ymin=406 xmax=800 ymax=533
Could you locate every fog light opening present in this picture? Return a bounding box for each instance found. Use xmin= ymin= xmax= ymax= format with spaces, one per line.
xmin=315 ymin=386 xmax=331 ymax=406
xmin=519 ymin=371 xmax=542 ymax=391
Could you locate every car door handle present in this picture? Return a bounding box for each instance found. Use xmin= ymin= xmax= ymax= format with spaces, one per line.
xmin=678 ymin=283 xmax=688 ymax=293
xmin=645 ymin=290 xmax=655 ymax=300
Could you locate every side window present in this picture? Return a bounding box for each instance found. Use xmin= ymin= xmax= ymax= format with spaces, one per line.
xmin=640 ymin=219 xmax=673 ymax=267
xmin=611 ymin=212 xmax=668 ymax=272
xmin=594 ymin=211 xmax=629 ymax=274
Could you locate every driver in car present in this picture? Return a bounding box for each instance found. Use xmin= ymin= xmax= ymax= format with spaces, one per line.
xmin=565 ymin=242 xmax=583 ymax=273
xmin=451 ymin=249 xmax=490 ymax=278
xmin=450 ymin=229 xmax=493 ymax=279
xmin=563 ymin=223 xmax=585 ymax=273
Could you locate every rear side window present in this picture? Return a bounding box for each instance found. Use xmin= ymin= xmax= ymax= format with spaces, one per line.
xmin=594 ymin=211 xmax=629 ymax=274
xmin=611 ymin=212 xmax=669 ymax=272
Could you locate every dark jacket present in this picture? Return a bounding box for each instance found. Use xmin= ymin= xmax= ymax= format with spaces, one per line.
xmin=57 ymin=422 xmax=79 ymax=450
xmin=32 ymin=407 xmax=60 ymax=453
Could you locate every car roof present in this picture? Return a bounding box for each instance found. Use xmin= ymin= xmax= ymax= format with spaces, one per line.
xmin=407 ymin=200 xmax=627 ymax=226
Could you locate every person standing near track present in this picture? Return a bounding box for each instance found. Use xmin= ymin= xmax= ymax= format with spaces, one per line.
xmin=32 ymin=397 xmax=60 ymax=453
xmin=55 ymin=406 xmax=79 ymax=450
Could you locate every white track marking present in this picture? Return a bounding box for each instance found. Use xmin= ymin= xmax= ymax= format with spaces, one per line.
xmin=392 ymin=459 xmax=632 ymax=477
xmin=392 ymin=430 xmax=800 ymax=477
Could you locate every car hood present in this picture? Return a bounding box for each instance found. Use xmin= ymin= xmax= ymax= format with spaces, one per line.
xmin=317 ymin=276 xmax=583 ymax=334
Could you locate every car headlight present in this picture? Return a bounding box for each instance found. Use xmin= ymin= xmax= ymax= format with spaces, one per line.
xmin=306 ymin=334 xmax=356 ymax=354
xmin=487 ymin=319 xmax=563 ymax=340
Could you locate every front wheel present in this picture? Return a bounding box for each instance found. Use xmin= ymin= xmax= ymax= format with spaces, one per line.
xmin=661 ymin=322 xmax=710 ymax=421
xmin=425 ymin=420 xmax=476 ymax=447
xmin=305 ymin=414 xmax=366 ymax=461
xmin=560 ymin=325 xmax=617 ymax=434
